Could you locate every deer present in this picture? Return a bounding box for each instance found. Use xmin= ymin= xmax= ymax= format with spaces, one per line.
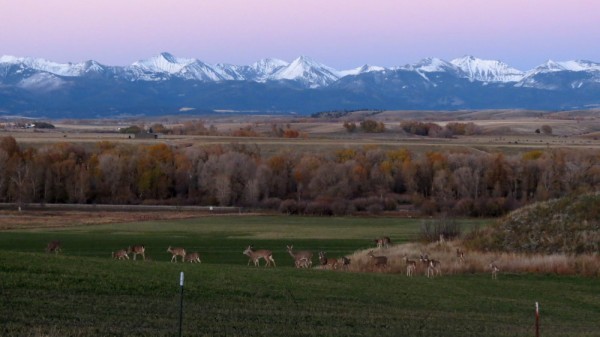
xmin=184 ymin=252 xmax=201 ymax=263
xmin=427 ymin=259 xmax=442 ymax=278
xmin=318 ymin=251 xmax=339 ymax=270
xmin=295 ymin=257 xmax=311 ymax=268
xmin=404 ymin=256 xmax=417 ymax=277
xmin=243 ymin=245 xmax=275 ymax=267
xmin=112 ymin=249 xmax=129 ymax=260
xmin=286 ymin=245 xmax=313 ymax=268
xmin=45 ymin=240 xmax=61 ymax=254
xmin=456 ymin=248 xmax=465 ymax=263
xmin=367 ymin=251 xmax=388 ymax=270
xmin=127 ymin=244 xmax=145 ymax=260
xmin=490 ymin=262 xmax=500 ymax=280
xmin=374 ymin=236 xmax=392 ymax=249
xmin=167 ymin=246 xmax=186 ymax=263
xmin=419 ymin=254 xmax=430 ymax=274
xmin=339 ymin=256 xmax=351 ymax=270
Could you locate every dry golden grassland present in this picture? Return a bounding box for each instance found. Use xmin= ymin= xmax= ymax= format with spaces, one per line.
xmin=3 ymin=110 xmax=600 ymax=154
xmin=346 ymin=240 xmax=600 ymax=277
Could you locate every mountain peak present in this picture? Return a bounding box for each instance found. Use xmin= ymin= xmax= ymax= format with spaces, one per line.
xmin=451 ymin=56 xmax=523 ymax=82
xmin=411 ymin=57 xmax=457 ymax=73
xmin=132 ymin=52 xmax=195 ymax=74
xmin=272 ymin=56 xmax=339 ymax=87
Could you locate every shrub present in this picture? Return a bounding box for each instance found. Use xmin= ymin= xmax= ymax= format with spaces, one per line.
xmin=418 ymin=216 xmax=462 ymax=243
xmin=279 ymin=199 xmax=298 ymax=215
xmin=119 ymin=125 xmax=143 ymax=134
xmin=343 ymin=121 xmax=357 ymax=133
xmin=360 ymin=119 xmax=385 ymax=133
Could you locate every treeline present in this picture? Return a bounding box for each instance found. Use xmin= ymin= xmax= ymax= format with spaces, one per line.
xmin=0 ymin=136 xmax=598 ymax=216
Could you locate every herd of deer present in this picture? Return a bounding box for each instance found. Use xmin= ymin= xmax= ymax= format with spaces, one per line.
xmin=44 ymin=237 xmax=501 ymax=278
xmin=46 ymin=241 xmax=201 ymax=263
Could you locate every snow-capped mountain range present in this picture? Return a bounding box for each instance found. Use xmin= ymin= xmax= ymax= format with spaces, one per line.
xmin=2 ymin=52 xmax=599 ymax=88
xmin=1 ymin=52 xmax=599 ymax=117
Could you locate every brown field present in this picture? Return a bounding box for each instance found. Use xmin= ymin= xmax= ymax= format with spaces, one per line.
xmin=2 ymin=109 xmax=600 ymax=155
xmin=0 ymin=209 xmax=205 ymax=230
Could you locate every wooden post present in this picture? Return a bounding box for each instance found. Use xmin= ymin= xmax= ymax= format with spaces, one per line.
xmin=179 ymin=272 xmax=184 ymax=337
xmin=535 ymin=302 xmax=540 ymax=337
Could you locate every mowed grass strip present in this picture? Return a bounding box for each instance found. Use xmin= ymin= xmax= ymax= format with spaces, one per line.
xmin=1 ymin=215 xmax=598 ymax=336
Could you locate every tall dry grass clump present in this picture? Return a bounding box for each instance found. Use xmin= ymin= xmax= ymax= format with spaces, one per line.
xmin=341 ymin=240 xmax=600 ymax=277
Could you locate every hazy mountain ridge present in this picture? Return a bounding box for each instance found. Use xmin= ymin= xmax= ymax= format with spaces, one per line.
xmin=1 ymin=53 xmax=600 ymax=117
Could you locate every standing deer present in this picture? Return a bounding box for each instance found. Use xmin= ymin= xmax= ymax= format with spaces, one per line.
xmin=318 ymin=251 xmax=339 ymax=270
xmin=404 ymin=256 xmax=417 ymax=277
xmin=45 ymin=240 xmax=61 ymax=254
xmin=167 ymin=246 xmax=186 ymax=263
xmin=456 ymin=248 xmax=465 ymax=263
xmin=184 ymin=252 xmax=201 ymax=263
xmin=419 ymin=254 xmax=430 ymax=274
xmin=112 ymin=249 xmax=129 ymax=260
xmin=127 ymin=245 xmax=146 ymax=260
xmin=374 ymin=237 xmax=392 ymax=249
xmin=367 ymin=251 xmax=388 ymax=270
xmin=243 ymin=245 xmax=275 ymax=267
xmin=339 ymin=256 xmax=351 ymax=270
xmin=427 ymin=259 xmax=442 ymax=278
xmin=490 ymin=262 xmax=500 ymax=280
xmin=286 ymin=245 xmax=313 ymax=268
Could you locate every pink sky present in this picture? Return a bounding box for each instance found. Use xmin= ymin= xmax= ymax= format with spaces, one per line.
xmin=0 ymin=0 xmax=598 ymax=70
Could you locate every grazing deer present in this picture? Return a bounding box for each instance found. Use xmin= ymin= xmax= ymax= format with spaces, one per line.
xmin=367 ymin=251 xmax=388 ymax=270
xmin=295 ymin=257 xmax=311 ymax=268
xmin=404 ymin=256 xmax=417 ymax=277
xmin=243 ymin=245 xmax=276 ymax=267
xmin=45 ymin=240 xmax=61 ymax=254
xmin=286 ymin=245 xmax=313 ymax=268
xmin=456 ymin=248 xmax=465 ymax=263
xmin=374 ymin=236 xmax=392 ymax=249
xmin=112 ymin=249 xmax=129 ymax=260
xmin=318 ymin=251 xmax=339 ymax=270
xmin=427 ymin=259 xmax=442 ymax=278
xmin=184 ymin=252 xmax=201 ymax=263
xmin=167 ymin=246 xmax=186 ymax=263
xmin=490 ymin=262 xmax=500 ymax=280
xmin=127 ymin=245 xmax=146 ymax=260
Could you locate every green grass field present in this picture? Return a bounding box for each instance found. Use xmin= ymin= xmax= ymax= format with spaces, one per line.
xmin=1 ymin=215 xmax=599 ymax=337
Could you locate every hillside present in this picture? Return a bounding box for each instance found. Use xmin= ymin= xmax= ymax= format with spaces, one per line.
xmin=467 ymin=192 xmax=600 ymax=254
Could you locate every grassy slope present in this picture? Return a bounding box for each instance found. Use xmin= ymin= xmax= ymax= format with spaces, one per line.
xmin=1 ymin=216 xmax=598 ymax=337
xmin=467 ymin=192 xmax=600 ymax=254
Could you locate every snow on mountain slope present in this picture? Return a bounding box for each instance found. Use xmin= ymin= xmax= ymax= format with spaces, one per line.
xmin=178 ymin=60 xmax=230 ymax=81
xmin=451 ymin=56 xmax=524 ymax=82
xmin=247 ymin=58 xmax=289 ymax=81
xmin=516 ymin=60 xmax=600 ymax=89
xmin=0 ymin=55 xmax=105 ymax=77
xmin=270 ymin=56 xmax=340 ymax=87
xmin=408 ymin=58 xmax=459 ymax=73
xmin=17 ymin=72 xmax=66 ymax=91
xmin=131 ymin=52 xmax=195 ymax=74
xmin=2 ymin=53 xmax=600 ymax=90
xmin=338 ymin=64 xmax=386 ymax=77
xmin=526 ymin=60 xmax=600 ymax=74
